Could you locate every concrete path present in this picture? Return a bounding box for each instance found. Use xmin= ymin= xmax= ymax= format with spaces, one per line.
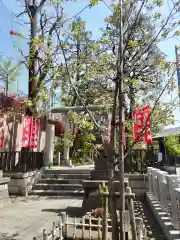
xmin=0 ymin=196 xmax=82 ymax=240
xmin=51 ymin=164 xmax=94 ymax=170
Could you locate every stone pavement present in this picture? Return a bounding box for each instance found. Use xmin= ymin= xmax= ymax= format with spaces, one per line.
xmin=0 ymin=196 xmax=82 ymax=240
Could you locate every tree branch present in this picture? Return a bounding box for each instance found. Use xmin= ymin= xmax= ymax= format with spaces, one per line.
xmin=38 ymin=0 xmax=47 ymax=10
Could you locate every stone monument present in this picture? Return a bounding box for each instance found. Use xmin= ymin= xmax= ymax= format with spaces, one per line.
xmin=82 ymin=148 xmax=148 ymax=211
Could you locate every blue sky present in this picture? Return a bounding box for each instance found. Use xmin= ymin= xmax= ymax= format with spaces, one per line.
xmin=0 ymin=0 xmax=179 ymax=122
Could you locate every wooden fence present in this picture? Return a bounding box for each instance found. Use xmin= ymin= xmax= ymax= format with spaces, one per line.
xmin=0 ymin=151 xmax=44 ymax=172
xmin=33 ymin=212 xmax=149 ymax=240
xmin=33 ymin=188 xmax=149 ymax=240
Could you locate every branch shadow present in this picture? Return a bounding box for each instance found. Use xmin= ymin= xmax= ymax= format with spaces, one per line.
xmin=41 ymin=206 xmax=86 ymax=218
xmin=0 ymin=232 xmax=19 ymax=240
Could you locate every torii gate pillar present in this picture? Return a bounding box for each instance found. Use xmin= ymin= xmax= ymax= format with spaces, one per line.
xmin=44 ymin=123 xmax=55 ymax=167
xmin=62 ymin=114 xmax=71 ymax=166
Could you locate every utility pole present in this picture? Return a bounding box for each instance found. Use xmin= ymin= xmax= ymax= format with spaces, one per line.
xmin=117 ymin=0 xmax=125 ymax=239
xmin=175 ymin=46 xmax=180 ymax=102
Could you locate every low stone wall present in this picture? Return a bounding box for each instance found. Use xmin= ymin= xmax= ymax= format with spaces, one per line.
xmin=82 ymin=172 xmax=148 ymax=211
xmin=146 ymin=192 xmax=180 ymax=240
xmin=3 ymin=168 xmax=44 ymax=196
xmin=91 ymin=170 xmax=148 ymax=197
xmin=126 ymin=173 xmax=148 ymax=197
xmin=0 ymin=170 xmax=11 ymax=208
xmin=82 ymin=178 xmax=129 ymax=211
xmin=147 ymin=167 xmax=180 ymax=239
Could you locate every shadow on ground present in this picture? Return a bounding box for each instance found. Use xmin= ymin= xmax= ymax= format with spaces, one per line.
xmin=42 ymin=206 xmax=86 ymax=218
xmin=0 ymin=233 xmax=19 ymax=240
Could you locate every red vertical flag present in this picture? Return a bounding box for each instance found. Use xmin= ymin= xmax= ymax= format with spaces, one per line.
xmin=0 ymin=116 xmax=5 ymax=148
xmin=143 ymin=105 xmax=152 ymax=144
xmin=30 ymin=119 xmax=39 ymax=149
xmin=22 ymin=116 xmax=33 ymax=148
xmin=133 ymin=106 xmax=152 ymax=144
xmin=133 ymin=107 xmax=144 ymax=142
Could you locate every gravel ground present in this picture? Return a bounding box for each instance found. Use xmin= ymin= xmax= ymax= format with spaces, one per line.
xmin=0 ymin=196 xmax=165 ymax=240
xmin=0 ymin=196 xmax=82 ymax=240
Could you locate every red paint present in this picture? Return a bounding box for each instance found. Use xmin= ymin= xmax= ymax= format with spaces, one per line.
xmin=133 ymin=105 xmax=152 ymax=144
xmin=22 ymin=116 xmax=33 ymax=148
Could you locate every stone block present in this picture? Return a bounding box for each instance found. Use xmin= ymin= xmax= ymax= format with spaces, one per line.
xmin=166 ymin=176 xmax=180 ymax=229
xmin=172 ymin=188 xmax=180 ymax=229
xmin=0 ymin=189 xmax=9 ymax=200
xmin=3 ymin=168 xmax=43 ymax=196
xmin=151 ymin=169 xmax=162 ymax=200
xmin=158 ymin=180 xmax=169 ymax=212
xmin=0 ymin=177 xmax=10 ymax=208
xmin=91 ymin=170 xmax=148 ymax=197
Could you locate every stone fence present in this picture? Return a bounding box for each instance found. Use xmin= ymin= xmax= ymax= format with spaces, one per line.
xmin=147 ymin=167 xmax=180 ymax=239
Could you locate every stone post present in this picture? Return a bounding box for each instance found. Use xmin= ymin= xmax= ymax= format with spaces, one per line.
xmin=174 ymin=188 xmax=180 ymax=230
xmin=151 ymin=168 xmax=161 ymax=200
xmin=166 ymin=175 xmax=180 ymax=228
xmin=156 ymin=170 xmax=168 ymax=209
xmin=147 ymin=167 xmax=154 ymax=193
xmin=44 ymin=123 xmax=55 ymax=166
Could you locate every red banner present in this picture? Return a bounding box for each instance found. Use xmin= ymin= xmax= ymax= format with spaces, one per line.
xmin=22 ymin=116 xmax=33 ymax=148
xmin=133 ymin=106 xmax=152 ymax=144
xmin=0 ymin=117 xmax=5 ymax=148
xmin=30 ymin=119 xmax=39 ymax=149
xmin=22 ymin=117 xmax=39 ymax=148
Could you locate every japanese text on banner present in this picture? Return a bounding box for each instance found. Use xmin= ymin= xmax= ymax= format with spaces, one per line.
xmin=22 ymin=116 xmax=33 ymax=148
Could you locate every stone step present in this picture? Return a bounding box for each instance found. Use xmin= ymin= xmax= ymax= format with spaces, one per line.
xmin=38 ymin=178 xmax=83 ymax=184
xmin=33 ymin=183 xmax=83 ymax=191
xmin=30 ymin=189 xmax=84 ymax=196
xmin=41 ymin=173 xmax=90 ymax=180
xmin=44 ymin=169 xmax=91 ymax=175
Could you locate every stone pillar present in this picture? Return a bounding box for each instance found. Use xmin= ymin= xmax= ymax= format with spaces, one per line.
xmin=147 ymin=167 xmax=154 ymax=193
xmin=151 ymin=168 xmax=161 ymax=200
xmin=63 ymin=114 xmax=71 ymax=166
xmin=156 ymin=170 xmax=168 ymax=209
xmin=166 ymin=175 xmax=180 ymax=228
xmin=173 ymin=188 xmax=180 ymax=229
xmin=44 ymin=123 xmax=55 ymax=166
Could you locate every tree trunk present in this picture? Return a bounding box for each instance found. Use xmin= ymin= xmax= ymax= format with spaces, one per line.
xmin=71 ymin=29 xmax=80 ymax=106
xmin=27 ymin=1 xmax=38 ymax=116
xmin=117 ymin=0 xmax=125 ymax=239
xmin=108 ymin=82 xmax=119 ymax=240
xmin=125 ymin=83 xmax=135 ymax=172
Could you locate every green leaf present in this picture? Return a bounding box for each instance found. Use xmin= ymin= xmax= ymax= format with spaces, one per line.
xmin=153 ymin=0 xmax=164 ymax=7
xmin=174 ymin=30 xmax=180 ymax=36
xmin=88 ymin=0 xmax=102 ymax=8
xmin=153 ymin=12 xmax=162 ymax=20
xmin=127 ymin=41 xmax=139 ymax=48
